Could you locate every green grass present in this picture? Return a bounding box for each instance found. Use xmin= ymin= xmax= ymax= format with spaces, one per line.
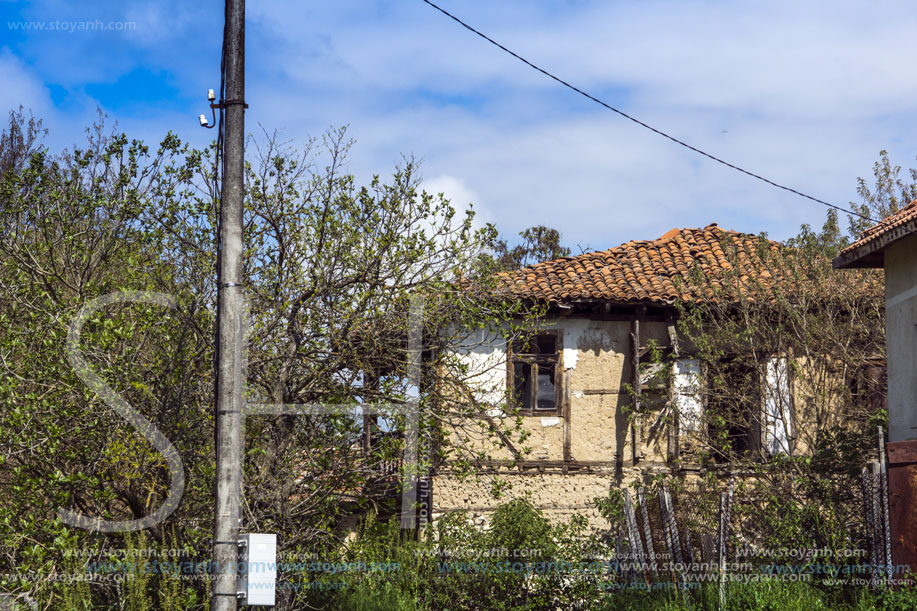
xmin=589 ymin=580 xmax=917 ymax=611
xmin=322 ymin=578 xmax=917 ymax=611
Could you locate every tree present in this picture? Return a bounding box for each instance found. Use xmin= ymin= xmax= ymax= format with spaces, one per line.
xmin=654 ymin=153 xmax=908 ymax=555
xmin=847 ymin=150 xmax=917 ymax=236
xmin=492 ymin=225 xmax=571 ymax=270
xmin=219 ymin=130 xmax=536 ymax=577
xmin=672 ymin=148 xmax=916 ymax=469
xmin=0 ymin=114 xmax=536 ymax=609
xmin=674 ymin=225 xmax=884 ymax=462
xmin=0 ymin=110 xmax=215 ymax=604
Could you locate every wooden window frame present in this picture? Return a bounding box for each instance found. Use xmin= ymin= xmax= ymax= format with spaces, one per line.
xmin=507 ymin=332 xmax=563 ymax=417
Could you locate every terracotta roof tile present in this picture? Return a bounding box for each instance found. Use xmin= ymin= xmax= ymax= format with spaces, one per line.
xmin=834 ymin=200 xmax=917 ymax=269
xmin=498 ymin=224 xmax=778 ymax=305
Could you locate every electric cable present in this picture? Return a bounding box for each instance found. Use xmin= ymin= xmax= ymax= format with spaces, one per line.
xmin=420 ymin=0 xmax=878 ymax=223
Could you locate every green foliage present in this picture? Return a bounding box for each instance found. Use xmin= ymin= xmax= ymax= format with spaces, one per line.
xmin=290 ymin=497 xmax=915 ymax=610
xmin=58 ymin=550 xmax=92 ymax=611
xmin=492 ymin=225 xmax=571 ymax=270
xmin=124 ymin=532 xmax=152 ymax=611
xmin=0 ymin=109 xmax=215 ymax=608
xmin=157 ymin=529 xmax=202 ymax=611
xmin=867 ymin=584 xmax=917 ymax=611
xmin=0 ymin=111 xmax=541 ymax=608
xmin=595 ymin=487 xmax=626 ymax=526
xmin=847 ymin=150 xmax=917 ymax=237
xmin=2 ymin=116 xmax=915 ymax=611
xmin=662 ymin=151 xmax=906 ymax=573
xmin=306 ymin=499 xmax=594 ymax=610
xmin=675 ymin=220 xmax=883 ymax=463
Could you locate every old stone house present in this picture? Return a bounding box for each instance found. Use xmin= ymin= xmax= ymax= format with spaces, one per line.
xmin=432 ymin=223 xmax=867 ymax=528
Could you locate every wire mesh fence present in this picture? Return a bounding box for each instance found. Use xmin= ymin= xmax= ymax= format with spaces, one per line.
xmin=602 ymin=437 xmax=893 ymax=590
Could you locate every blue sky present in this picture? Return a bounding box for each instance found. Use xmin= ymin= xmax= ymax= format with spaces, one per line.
xmin=2 ymin=0 xmax=917 ymax=250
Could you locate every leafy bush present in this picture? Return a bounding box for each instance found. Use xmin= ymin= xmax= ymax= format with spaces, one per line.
xmin=305 ymin=499 xmax=595 ymax=610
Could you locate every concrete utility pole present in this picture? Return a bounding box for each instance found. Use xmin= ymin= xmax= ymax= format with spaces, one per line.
xmin=211 ymin=0 xmax=246 ymax=609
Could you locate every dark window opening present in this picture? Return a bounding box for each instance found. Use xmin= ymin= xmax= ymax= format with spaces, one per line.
xmin=707 ymin=358 xmax=761 ymax=462
xmin=509 ymin=333 xmax=561 ymax=415
xmin=848 ymin=358 xmax=887 ymax=417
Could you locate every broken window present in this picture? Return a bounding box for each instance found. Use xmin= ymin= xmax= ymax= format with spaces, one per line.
xmin=508 ymin=333 xmax=561 ymax=415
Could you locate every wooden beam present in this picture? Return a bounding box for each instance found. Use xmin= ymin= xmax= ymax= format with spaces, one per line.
xmin=563 ymin=371 xmax=572 ymax=462
xmin=666 ymin=315 xmax=680 ymax=461
xmin=630 ymin=311 xmax=644 ymax=464
xmin=363 ymin=368 xmax=379 ymax=454
xmin=623 ymin=489 xmax=646 ymax=567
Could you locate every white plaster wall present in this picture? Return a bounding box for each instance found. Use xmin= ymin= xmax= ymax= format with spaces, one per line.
xmin=559 ymin=318 xmax=590 ymax=370
xmin=448 ymin=327 xmax=507 ymax=408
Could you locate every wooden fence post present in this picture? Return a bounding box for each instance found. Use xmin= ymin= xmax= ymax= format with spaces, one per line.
xmin=665 ymin=487 xmax=683 ymax=565
xmin=637 ymin=487 xmax=656 ymax=575
xmin=623 ymin=489 xmax=646 ymax=573
xmin=862 ymin=465 xmax=877 ymax=580
xmin=878 ymin=427 xmax=892 ymax=584
xmin=718 ymin=491 xmax=727 ymax=609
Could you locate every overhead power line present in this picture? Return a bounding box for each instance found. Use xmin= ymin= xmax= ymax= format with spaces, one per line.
xmin=420 ymin=0 xmax=878 ymax=223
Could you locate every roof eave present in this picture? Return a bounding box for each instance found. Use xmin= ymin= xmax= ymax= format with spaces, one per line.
xmin=832 ymin=247 xmax=884 ymax=269
xmin=833 ymin=216 xmax=917 ymax=269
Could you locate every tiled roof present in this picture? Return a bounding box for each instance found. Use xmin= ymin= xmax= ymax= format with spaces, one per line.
xmin=499 ymin=224 xmax=779 ymax=305
xmin=833 ymin=200 xmax=917 ymax=269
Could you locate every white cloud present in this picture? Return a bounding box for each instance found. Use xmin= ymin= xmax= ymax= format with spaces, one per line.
xmin=236 ymin=0 xmax=917 ymax=248
xmin=422 ymin=174 xmax=478 ymax=210
xmin=421 ymin=173 xmax=493 ymax=232
xmin=5 ymin=0 xmax=917 ymax=251
xmin=0 ymin=48 xmax=51 ymax=119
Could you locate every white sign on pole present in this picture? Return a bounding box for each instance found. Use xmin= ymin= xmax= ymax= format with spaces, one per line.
xmin=238 ymin=533 xmax=277 ymax=606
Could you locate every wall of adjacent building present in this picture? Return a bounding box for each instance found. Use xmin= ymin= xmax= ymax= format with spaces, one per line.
xmin=884 ymin=233 xmax=917 ymax=443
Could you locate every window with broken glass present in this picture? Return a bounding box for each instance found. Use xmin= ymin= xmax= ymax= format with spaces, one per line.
xmin=508 ymin=333 xmax=562 ymax=416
